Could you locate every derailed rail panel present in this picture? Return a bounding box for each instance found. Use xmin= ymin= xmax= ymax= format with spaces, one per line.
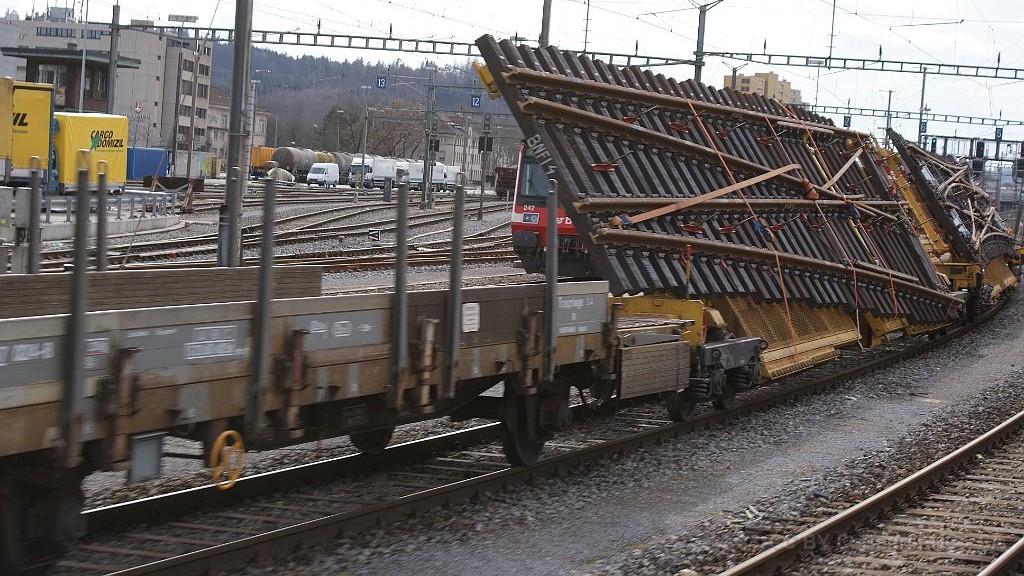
xmin=888 ymin=129 xmax=1018 ymax=299
xmin=475 ymin=35 xmax=960 ymax=330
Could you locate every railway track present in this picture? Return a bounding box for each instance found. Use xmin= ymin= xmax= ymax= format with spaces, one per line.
xmin=39 ymin=203 xmax=510 ymax=268
xmin=722 ymin=407 xmax=1024 ymax=575
xmin=49 ymin=301 xmax=1003 ymax=575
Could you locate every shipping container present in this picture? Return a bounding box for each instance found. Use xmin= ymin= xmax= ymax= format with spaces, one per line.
xmin=52 ymin=112 xmax=128 ymax=192
xmin=126 ymin=147 xmax=168 ymax=180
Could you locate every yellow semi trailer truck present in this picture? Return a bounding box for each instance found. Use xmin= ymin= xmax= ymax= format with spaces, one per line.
xmin=7 ymin=79 xmax=55 ymax=187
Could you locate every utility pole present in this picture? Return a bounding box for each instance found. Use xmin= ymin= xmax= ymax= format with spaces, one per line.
xmin=884 ymin=89 xmax=893 ymax=148
xmin=184 ymin=40 xmax=201 ymax=180
xmin=77 ymin=0 xmax=89 ymax=112
xmin=358 ymin=100 xmax=368 ymax=198
xmin=240 ymin=79 xmax=259 ymax=183
xmin=105 ymin=4 xmax=119 ymax=114
xmin=421 ymin=68 xmax=436 ymax=209
xmin=478 ymin=112 xmax=492 ymax=220
xmin=918 ymin=68 xmax=928 ymax=148
xmin=224 ymin=0 xmax=253 ymax=267
xmin=694 ymin=1 xmax=722 ymax=83
xmin=335 ymin=108 xmax=344 ymax=151
xmin=540 ymin=0 xmax=553 ymax=47
xmin=582 ymin=0 xmax=591 ymax=55
xmin=729 ymin=63 xmax=748 ymax=89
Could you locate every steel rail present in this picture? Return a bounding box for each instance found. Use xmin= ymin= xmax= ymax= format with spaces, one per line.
xmin=91 ymin=298 xmax=1004 ymax=575
xmin=720 ymin=407 xmax=1024 ymax=575
xmin=593 ymin=227 xmax=963 ymax=306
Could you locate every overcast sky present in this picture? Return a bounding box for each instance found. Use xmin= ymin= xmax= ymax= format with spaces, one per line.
xmin=16 ymin=0 xmax=1024 ymax=153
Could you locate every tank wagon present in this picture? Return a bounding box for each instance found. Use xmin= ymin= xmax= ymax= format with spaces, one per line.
xmin=271 ymin=147 xmax=318 ymax=182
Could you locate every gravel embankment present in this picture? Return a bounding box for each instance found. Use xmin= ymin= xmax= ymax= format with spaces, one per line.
xmin=223 ymin=295 xmax=1024 ymax=576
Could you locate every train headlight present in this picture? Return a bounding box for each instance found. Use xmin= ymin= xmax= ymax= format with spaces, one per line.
xmin=523 ymin=213 xmax=540 ymax=224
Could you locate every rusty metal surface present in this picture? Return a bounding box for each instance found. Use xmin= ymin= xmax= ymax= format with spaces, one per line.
xmin=475 ymin=36 xmax=958 ymax=325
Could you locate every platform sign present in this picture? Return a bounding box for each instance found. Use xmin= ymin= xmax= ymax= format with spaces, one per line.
xmin=294 ymin=310 xmax=385 ymax=350
xmin=125 ymin=322 xmax=249 ymax=370
xmin=996 ymin=127 xmax=1004 ymax=141
xmin=919 ymin=120 xmax=927 ymax=134
xmin=471 ymin=94 xmax=482 ymax=108
xmin=843 ymin=115 xmax=851 ymax=128
xmin=376 ymin=75 xmax=387 ymax=89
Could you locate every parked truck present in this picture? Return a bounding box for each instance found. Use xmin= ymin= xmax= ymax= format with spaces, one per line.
xmin=408 ymin=160 xmax=446 ymax=191
xmin=442 ymin=165 xmax=462 ymax=190
xmin=348 ymin=155 xmax=374 ymax=188
xmin=6 ymin=80 xmax=55 ymax=188
xmin=52 ymin=112 xmax=128 ymax=193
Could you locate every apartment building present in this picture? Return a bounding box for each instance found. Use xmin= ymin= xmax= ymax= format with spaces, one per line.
xmin=2 ymin=8 xmax=214 ymax=175
xmin=723 ymin=71 xmax=803 ymax=104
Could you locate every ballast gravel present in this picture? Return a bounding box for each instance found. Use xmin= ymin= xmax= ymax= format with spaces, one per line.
xmin=226 ymin=294 xmax=1024 ymax=576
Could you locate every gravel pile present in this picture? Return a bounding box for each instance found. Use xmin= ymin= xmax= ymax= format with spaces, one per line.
xmin=224 ymin=296 xmax=1024 ymax=576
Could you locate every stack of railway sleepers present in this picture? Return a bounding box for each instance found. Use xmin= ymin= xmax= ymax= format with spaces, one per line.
xmin=475 ymin=35 xmax=966 ymax=376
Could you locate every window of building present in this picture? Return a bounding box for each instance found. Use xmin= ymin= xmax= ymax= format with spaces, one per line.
xmin=195 ymin=107 xmax=206 ymax=119
xmin=198 ymin=63 xmax=210 ymax=77
xmin=179 ymin=104 xmax=191 ymax=117
xmin=36 ymin=26 xmax=75 ymax=37
xmin=197 ymin=83 xmax=208 ymax=98
xmin=194 ymin=127 xmax=205 ymax=137
xmin=181 ymin=79 xmax=192 ymax=95
xmin=182 ymin=59 xmax=194 ymax=72
xmin=741 ymin=78 xmax=749 ymax=85
xmin=36 ymin=63 xmax=68 ymax=91
xmin=84 ymin=68 xmax=106 ymax=99
xmin=86 ymin=29 xmax=103 ymax=39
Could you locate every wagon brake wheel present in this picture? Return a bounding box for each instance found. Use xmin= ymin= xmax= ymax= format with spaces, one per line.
xmin=209 ymin=430 xmax=245 ymax=490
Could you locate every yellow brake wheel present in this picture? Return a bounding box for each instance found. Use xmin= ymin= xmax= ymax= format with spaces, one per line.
xmin=209 ymin=429 xmax=245 ymax=490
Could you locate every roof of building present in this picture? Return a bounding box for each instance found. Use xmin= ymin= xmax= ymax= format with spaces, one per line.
xmin=0 ymin=46 xmax=141 ymax=68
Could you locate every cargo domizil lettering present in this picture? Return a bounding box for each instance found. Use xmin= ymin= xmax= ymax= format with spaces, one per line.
xmin=90 ymin=129 xmax=124 ymax=150
xmin=12 ymin=112 xmax=29 ymax=127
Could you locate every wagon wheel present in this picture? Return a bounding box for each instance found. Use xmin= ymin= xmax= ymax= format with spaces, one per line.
xmin=665 ymin=391 xmax=697 ymax=422
xmin=349 ymin=427 xmax=395 ymax=454
xmin=501 ymin=389 xmax=545 ymax=466
xmin=209 ymin=430 xmax=245 ymax=490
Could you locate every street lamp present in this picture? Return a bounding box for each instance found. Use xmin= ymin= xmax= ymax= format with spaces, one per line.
xmin=729 ymin=62 xmax=749 ymax=89
xmin=358 ymin=85 xmax=371 ymax=191
xmin=335 ymin=108 xmax=344 ymax=152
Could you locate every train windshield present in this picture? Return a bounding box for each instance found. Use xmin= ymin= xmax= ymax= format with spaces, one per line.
xmin=516 ymin=155 xmax=550 ymax=202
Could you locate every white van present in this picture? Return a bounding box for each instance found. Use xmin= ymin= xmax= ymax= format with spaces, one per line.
xmin=307 ymin=162 xmax=340 ymax=187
